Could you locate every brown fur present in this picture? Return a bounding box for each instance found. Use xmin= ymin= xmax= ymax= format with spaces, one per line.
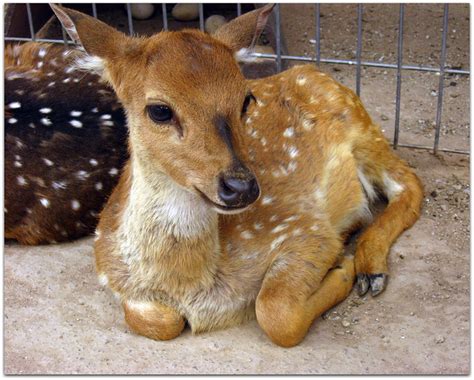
xmin=4 ymin=42 xmax=128 ymax=244
xmin=52 ymin=4 xmax=423 ymax=347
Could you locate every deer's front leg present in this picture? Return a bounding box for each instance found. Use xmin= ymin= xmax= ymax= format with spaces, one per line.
xmin=256 ymin=233 xmax=354 ymax=347
xmin=123 ymin=300 xmax=185 ymax=341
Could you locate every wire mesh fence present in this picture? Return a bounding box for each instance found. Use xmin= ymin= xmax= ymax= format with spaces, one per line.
xmin=4 ymin=3 xmax=470 ymax=155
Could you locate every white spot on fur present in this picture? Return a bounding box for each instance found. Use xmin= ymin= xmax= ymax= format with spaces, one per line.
xmin=76 ymin=170 xmax=89 ymax=180
xmin=288 ymin=146 xmax=299 ymax=159
xmin=38 ymin=48 xmax=47 ymax=58
xmin=17 ymin=176 xmax=27 ymax=186
xmin=253 ymin=222 xmax=264 ymax=230
xmin=270 ymin=234 xmax=288 ymax=251
xmin=102 ymin=121 xmax=114 ymax=127
xmin=70 ymin=110 xmax=82 ymax=117
xmin=269 ymin=215 xmax=279 ymax=222
xmin=47 ymin=81 xmax=55 ymax=87
xmin=14 ymin=161 xmax=22 ymax=168
xmin=52 ymin=181 xmax=67 ymax=190
xmin=89 ymin=159 xmax=98 ymax=166
xmin=261 ymin=195 xmax=273 ymax=205
xmin=40 ymin=117 xmax=52 ymax=126
xmin=71 ymin=200 xmax=81 ymax=210
xmin=260 ymin=137 xmax=267 ymax=146
xmin=39 ymin=108 xmax=52 ymax=114
xmin=69 ymin=120 xmax=83 ymax=128
xmin=8 ymin=102 xmax=21 ymax=109
xmin=40 ymin=198 xmax=50 ymax=208
xmin=383 ymin=173 xmax=404 ymax=200
xmin=37 ymin=61 xmax=43 ymax=69
xmin=42 ymin=158 xmax=54 ymax=166
xmin=310 ymin=225 xmax=319 ymax=231
xmin=100 ymin=114 xmax=112 ymax=120
xmin=8 ymin=118 xmax=18 ymax=124
xmin=292 ymin=228 xmax=303 ymax=236
xmin=62 ymin=77 xmax=71 ymax=83
xmin=283 ymin=127 xmax=295 ymax=138
xmin=283 ymin=215 xmax=299 ymax=222
xmin=241 ymin=230 xmax=254 ymax=240
xmin=109 ymin=168 xmax=118 ymax=176
xmin=91 ymin=107 xmax=99 ymax=113
xmin=271 ymin=223 xmax=289 ymax=234
xmin=95 ymin=182 xmax=103 ymax=191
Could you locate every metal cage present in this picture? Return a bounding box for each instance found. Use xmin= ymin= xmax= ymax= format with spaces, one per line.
xmin=4 ymin=3 xmax=470 ymax=155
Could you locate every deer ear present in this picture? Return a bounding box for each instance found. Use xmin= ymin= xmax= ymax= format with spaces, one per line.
xmin=50 ymin=3 xmax=130 ymax=60
xmin=213 ymin=4 xmax=275 ymax=52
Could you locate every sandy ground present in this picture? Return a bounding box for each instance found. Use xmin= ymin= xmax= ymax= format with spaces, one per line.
xmin=4 ymin=3 xmax=470 ymax=375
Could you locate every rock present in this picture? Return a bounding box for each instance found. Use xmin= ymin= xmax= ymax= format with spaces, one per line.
xmin=341 ymin=319 xmax=350 ymax=327
xmin=435 ymin=336 xmax=446 ymax=344
xmin=172 ymin=3 xmax=199 ymax=21
xmin=431 ymin=90 xmax=438 ymax=97
xmin=381 ymin=114 xmax=389 ymax=121
xmin=129 ymin=4 xmax=155 ymax=20
xmin=440 ymin=204 xmax=448 ymax=211
xmin=205 ymin=15 xmax=226 ymax=34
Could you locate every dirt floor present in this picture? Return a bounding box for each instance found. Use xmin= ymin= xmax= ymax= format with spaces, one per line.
xmin=3 ymin=3 xmax=470 ymax=375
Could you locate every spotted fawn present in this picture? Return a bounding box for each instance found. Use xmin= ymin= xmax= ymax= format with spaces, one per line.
xmin=52 ymin=4 xmax=423 ymax=347
xmin=4 ymin=41 xmax=128 ymax=244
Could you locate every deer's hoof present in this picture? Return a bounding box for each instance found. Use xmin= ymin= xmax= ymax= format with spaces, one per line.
xmin=356 ymin=273 xmax=388 ymax=297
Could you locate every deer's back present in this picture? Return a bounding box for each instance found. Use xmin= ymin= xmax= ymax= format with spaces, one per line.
xmin=5 ymin=43 xmax=128 ymax=244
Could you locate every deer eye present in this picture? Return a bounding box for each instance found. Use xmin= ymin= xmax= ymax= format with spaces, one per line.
xmin=241 ymin=93 xmax=256 ymax=116
xmin=147 ymin=104 xmax=173 ymax=123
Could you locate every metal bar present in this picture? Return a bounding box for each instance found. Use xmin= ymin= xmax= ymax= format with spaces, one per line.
xmin=246 ymin=53 xmax=470 ymax=75
xmin=434 ymin=4 xmax=449 ymax=154
xmin=126 ymin=4 xmax=134 ymax=36
xmin=275 ymin=4 xmax=282 ymax=72
xmin=393 ymin=4 xmax=405 ymax=149
xmin=162 ymin=3 xmax=168 ymax=31
xmin=315 ymin=3 xmax=321 ymax=66
xmin=26 ymin=3 xmax=35 ymax=41
xmin=61 ymin=26 xmax=69 ymax=46
xmin=356 ymin=4 xmax=363 ymax=96
xmin=5 ymin=37 xmax=76 ymax=44
xmin=92 ymin=3 xmax=98 ymax=18
xmin=199 ymin=4 xmax=204 ymax=31
xmin=237 ymin=3 xmax=242 ymax=17
xmin=395 ymin=143 xmax=469 ymax=155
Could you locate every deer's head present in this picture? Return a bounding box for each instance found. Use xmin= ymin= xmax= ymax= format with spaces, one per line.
xmin=51 ymin=4 xmax=274 ymax=214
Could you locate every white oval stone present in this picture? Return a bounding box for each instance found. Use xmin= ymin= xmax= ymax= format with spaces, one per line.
xmin=172 ymin=3 xmax=199 ymax=21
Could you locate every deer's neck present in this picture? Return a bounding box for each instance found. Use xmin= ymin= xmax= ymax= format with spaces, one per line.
xmin=124 ymin=157 xmax=218 ymax=242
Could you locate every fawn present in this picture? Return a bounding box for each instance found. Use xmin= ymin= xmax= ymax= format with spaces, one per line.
xmin=52 ymin=4 xmax=423 ymax=347
xmin=4 ymin=41 xmax=128 ymax=244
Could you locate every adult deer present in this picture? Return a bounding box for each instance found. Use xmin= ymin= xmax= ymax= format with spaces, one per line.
xmin=52 ymin=4 xmax=423 ymax=347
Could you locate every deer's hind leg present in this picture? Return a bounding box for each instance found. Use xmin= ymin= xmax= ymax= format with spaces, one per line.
xmin=354 ymin=143 xmax=424 ymax=296
xmin=256 ymin=224 xmax=355 ymax=347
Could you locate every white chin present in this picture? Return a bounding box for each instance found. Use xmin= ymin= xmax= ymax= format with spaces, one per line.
xmin=213 ymin=205 xmax=250 ymax=215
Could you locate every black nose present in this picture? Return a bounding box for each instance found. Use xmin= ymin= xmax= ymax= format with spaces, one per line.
xmin=218 ymin=175 xmax=260 ymax=208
